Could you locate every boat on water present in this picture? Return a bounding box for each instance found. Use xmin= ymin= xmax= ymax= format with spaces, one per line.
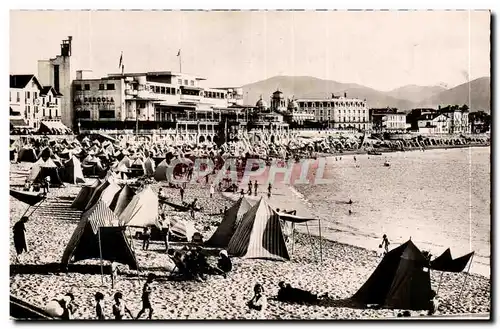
xmin=367 ymin=150 xmax=382 ymax=155
xmin=384 ymin=162 xmax=391 ymax=167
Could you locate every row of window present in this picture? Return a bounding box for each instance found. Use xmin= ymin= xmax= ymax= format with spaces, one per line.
xmin=178 ymin=79 xmax=195 ymax=87
xmin=75 ymin=110 xmax=114 ymax=119
xmin=10 ymin=91 xmax=57 ymax=104
xmin=150 ymin=85 xmax=177 ymax=95
xmin=298 ymin=101 xmax=365 ymax=108
xmin=23 ymin=105 xmax=58 ymax=118
xmin=204 ymin=91 xmax=226 ymax=99
xmin=75 ymin=83 xmax=115 ymax=91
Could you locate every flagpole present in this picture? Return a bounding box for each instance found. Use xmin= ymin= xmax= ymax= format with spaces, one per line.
xmin=458 ymin=253 xmax=475 ymax=302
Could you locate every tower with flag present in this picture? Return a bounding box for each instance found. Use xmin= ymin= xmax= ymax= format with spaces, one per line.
xmin=119 ymin=51 xmax=124 ymax=75
xmin=177 ymin=49 xmax=181 ymax=73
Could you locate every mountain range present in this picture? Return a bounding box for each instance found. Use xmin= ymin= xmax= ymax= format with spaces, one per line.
xmin=241 ymin=76 xmax=491 ymax=113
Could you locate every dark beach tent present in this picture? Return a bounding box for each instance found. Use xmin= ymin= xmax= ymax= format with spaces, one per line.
xmin=205 ymin=196 xmax=256 ymax=248
xmin=30 ymin=158 xmax=64 ymax=187
xmin=71 ymin=179 xmax=102 ymax=210
xmin=118 ymin=185 xmax=159 ymax=227
xmin=227 ymin=198 xmax=289 ymax=261
xmin=61 ymin=156 xmax=85 ymax=184
xmin=153 ymin=159 xmax=173 ymax=181
xmin=109 ymin=184 xmax=136 ymax=217
xmin=37 ymin=146 xmax=54 ymax=160
xmin=61 ymin=200 xmax=138 ymax=270
xmin=430 ymin=249 xmax=475 ymax=273
xmin=84 ymin=179 xmax=112 ymax=211
xmin=18 ymin=148 xmax=38 ymax=163
xmin=351 ymin=240 xmax=433 ymax=310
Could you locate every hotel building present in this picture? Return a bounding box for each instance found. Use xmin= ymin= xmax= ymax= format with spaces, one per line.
xmin=294 ymin=93 xmax=370 ymax=130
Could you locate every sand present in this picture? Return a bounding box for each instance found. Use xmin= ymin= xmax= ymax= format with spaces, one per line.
xmin=9 ymin=161 xmax=490 ymax=320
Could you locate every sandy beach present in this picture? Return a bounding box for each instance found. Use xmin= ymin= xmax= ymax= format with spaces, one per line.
xmin=9 ymin=153 xmax=491 ymax=320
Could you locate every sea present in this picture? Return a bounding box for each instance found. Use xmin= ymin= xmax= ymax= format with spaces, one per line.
xmin=287 ymin=147 xmax=491 ymax=277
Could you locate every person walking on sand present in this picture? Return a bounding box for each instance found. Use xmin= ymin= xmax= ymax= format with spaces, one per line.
xmin=267 ymin=183 xmax=272 ymax=198
xmin=247 ymin=181 xmax=253 ymax=195
xmin=179 ymin=186 xmax=185 ymax=203
xmin=110 ymin=261 xmax=119 ymax=289
xmin=136 ymin=274 xmax=155 ymax=320
xmin=253 ymin=180 xmax=259 ymax=196
xmin=247 ymin=283 xmax=267 ymax=319
xmin=112 ymin=292 xmax=134 ymax=320
xmin=95 ymin=292 xmax=105 ymax=320
xmin=142 ymin=227 xmax=151 ymax=251
xmin=209 ymin=184 xmax=215 ymax=198
xmin=13 ymin=216 xmax=29 ymax=263
xmin=381 ymin=234 xmax=390 ymax=254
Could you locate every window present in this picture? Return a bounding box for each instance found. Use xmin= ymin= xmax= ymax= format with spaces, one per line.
xmin=16 ymin=92 xmax=20 ymax=102
xmin=84 ymin=84 xmax=90 ymax=91
xmin=55 ymin=98 xmax=58 ymax=105
xmin=99 ymin=110 xmax=115 ymax=119
xmin=190 ymin=80 xmax=194 ymax=86
xmin=160 ymin=87 xmax=165 ymax=94
xmin=42 ymin=98 xmax=45 ymax=105
xmin=43 ymin=108 xmax=46 ymax=117
xmin=49 ymin=95 xmax=52 ymax=103
xmin=34 ymin=92 xmax=37 ymax=99
xmin=155 ymin=86 xmax=160 ymax=93
xmin=107 ymin=83 xmax=115 ymax=90
xmin=184 ymin=79 xmax=188 ymax=85
xmin=178 ymin=79 xmax=182 ymax=85
xmin=55 ymin=109 xmax=58 ymax=117
xmin=26 ymin=91 xmax=30 ymax=99
xmin=9 ymin=92 xmax=11 ymax=102
xmin=99 ymin=84 xmax=105 ymax=90
xmin=75 ymin=84 xmax=82 ymax=91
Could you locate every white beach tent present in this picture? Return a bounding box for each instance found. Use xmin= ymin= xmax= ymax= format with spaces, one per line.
xmin=118 ymin=185 xmax=159 ymax=227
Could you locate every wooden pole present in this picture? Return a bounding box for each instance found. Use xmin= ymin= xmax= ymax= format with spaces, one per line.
xmin=458 ymin=253 xmax=475 ymax=301
xmin=291 ymin=222 xmax=295 ymax=256
xmin=305 ymin=221 xmax=317 ymax=261
xmin=128 ymin=227 xmax=141 ymax=285
xmin=436 ymin=271 xmax=444 ymax=295
xmin=318 ymin=219 xmax=323 ymax=264
xmin=98 ymin=228 xmax=104 ymax=286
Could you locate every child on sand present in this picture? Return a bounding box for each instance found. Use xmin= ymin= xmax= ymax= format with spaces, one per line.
xmin=142 ymin=227 xmax=150 ymax=251
xmin=95 ymin=292 xmax=105 ymax=320
xmin=136 ymin=274 xmax=155 ymax=320
xmin=209 ymin=185 xmax=215 ymax=198
xmin=381 ymin=234 xmax=390 ymax=254
xmin=247 ymin=283 xmax=267 ymax=319
xmin=112 ymin=292 xmax=134 ymax=320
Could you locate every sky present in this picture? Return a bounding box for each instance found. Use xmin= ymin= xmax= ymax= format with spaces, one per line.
xmin=10 ymin=10 xmax=490 ymax=91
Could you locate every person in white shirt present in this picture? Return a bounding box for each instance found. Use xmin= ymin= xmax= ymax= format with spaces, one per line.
xmin=209 ymin=185 xmax=215 ymax=198
xmin=247 ymin=283 xmax=267 ymax=319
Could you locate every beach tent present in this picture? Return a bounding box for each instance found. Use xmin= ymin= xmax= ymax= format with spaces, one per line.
xmin=170 ymin=217 xmax=196 ymax=241
xmin=29 ymin=158 xmax=64 ymax=187
xmin=38 ymin=146 xmax=54 ymax=160
xmin=71 ymin=179 xmax=102 ymax=210
xmin=205 ymin=196 xmax=256 ymax=248
xmin=61 ymin=200 xmax=138 ymax=270
xmin=85 ymin=179 xmax=121 ymax=210
xmin=118 ymin=185 xmax=159 ymax=227
xmin=117 ymin=155 xmax=132 ymax=169
xmin=18 ymin=148 xmax=38 ymax=163
xmin=143 ymin=158 xmax=156 ymax=177
xmin=430 ymin=248 xmax=475 ymax=298
xmin=153 ymin=159 xmax=172 ymax=181
xmin=109 ymin=184 xmax=136 ymax=217
xmin=61 ymin=156 xmax=85 ymax=184
xmin=227 ymin=198 xmax=290 ymax=261
xmin=351 ymin=240 xmax=433 ymax=310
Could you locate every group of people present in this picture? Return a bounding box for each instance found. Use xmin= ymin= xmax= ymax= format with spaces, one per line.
xmin=169 ymin=247 xmax=233 ymax=281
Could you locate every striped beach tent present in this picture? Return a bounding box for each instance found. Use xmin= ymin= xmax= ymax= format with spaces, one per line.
xmin=118 ymin=185 xmax=159 ymax=227
xmin=227 ymin=198 xmax=290 ymax=261
xmin=71 ymin=179 xmax=102 ymax=210
xmin=170 ymin=217 xmax=196 ymax=241
xmin=95 ymin=180 xmax=121 ymax=208
xmin=205 ymin=196 xmax=256 ymax=248
xmin=84 ymin=179 xmax=111 ymax=211
xmin=109 ymin=184 xmax=136 ymax=217
xmin=62 ymin=200 xmax=139 ymax=268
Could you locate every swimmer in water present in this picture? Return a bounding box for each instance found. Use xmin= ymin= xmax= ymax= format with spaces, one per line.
xmin=348 ymin=209 xmax=352 ymax=215
xmin=348 ymin=199 xmax=353 ymax=205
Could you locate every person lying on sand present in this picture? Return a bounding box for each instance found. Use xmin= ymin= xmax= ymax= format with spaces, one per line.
xmin=247 ymin=283 xmax=267 ymax=316
xmin=112 ymin=292 xmax=134 ymax=320
xmin=46 ymin=293 xmax=76 ymax=320
xmin=277 ymin=281 xmax=328 ymax=304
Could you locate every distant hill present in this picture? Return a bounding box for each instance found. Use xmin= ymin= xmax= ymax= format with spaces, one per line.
xmin=241 ymin=76 xmax=415 ymax=110
xmin=386 ymin=85 xmax=447 ymax=104
xmin=418 ymin=77 xmax=491 ymax=113
xmin=241 ymin=75 xmax=491 ymax=113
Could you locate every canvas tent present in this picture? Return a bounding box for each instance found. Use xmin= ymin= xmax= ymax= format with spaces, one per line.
xmin=169 ymin=217 xmax=196 ymax=241
xmin=205 ymin=196 xmax=256 ymax=248
xmin=61 ymin=156 xmax=85 ymax=184
xmin=29 ymin=158 xmax=64 ymax=187
xmin=84 ymin=179 xmax=113 ymax=211
xmin=153 ymin=159 xmax=172 ymax=181
xmin=430 ymin=249 xmax=475 ymax=273
xmin=351 ymin=240 xmax=433 ymax=310
xmin=118 ymin=185 xmax=159 ymax=227
xmin=18 ymin=148 xmax=38 ymax=163
xmin=71 ymin=179 xmax=102 ymax=210
xmin=109 ymin=184 xmax=136 ymax=217
xmin=143 ymin=158 xmax=156 ymax=176
xmin=61 ymin=200 xmax=138 ymax=270
xmin=227 ymin=198 xmax=290 ymax=261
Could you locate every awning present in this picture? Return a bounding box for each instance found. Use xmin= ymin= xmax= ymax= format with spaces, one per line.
xmin=38 ymin=121 xmax=72 ymax=134
xmin=278 ymin=212 xmax=318 ymax=223
xmin=10 ymin=118 xmax=30 ymax=129
xmin=430 ymin=249 xmax=475 ymax=272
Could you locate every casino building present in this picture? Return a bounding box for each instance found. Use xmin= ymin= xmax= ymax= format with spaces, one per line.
xmin=73 ymin=70 xmax=245 ymax=143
